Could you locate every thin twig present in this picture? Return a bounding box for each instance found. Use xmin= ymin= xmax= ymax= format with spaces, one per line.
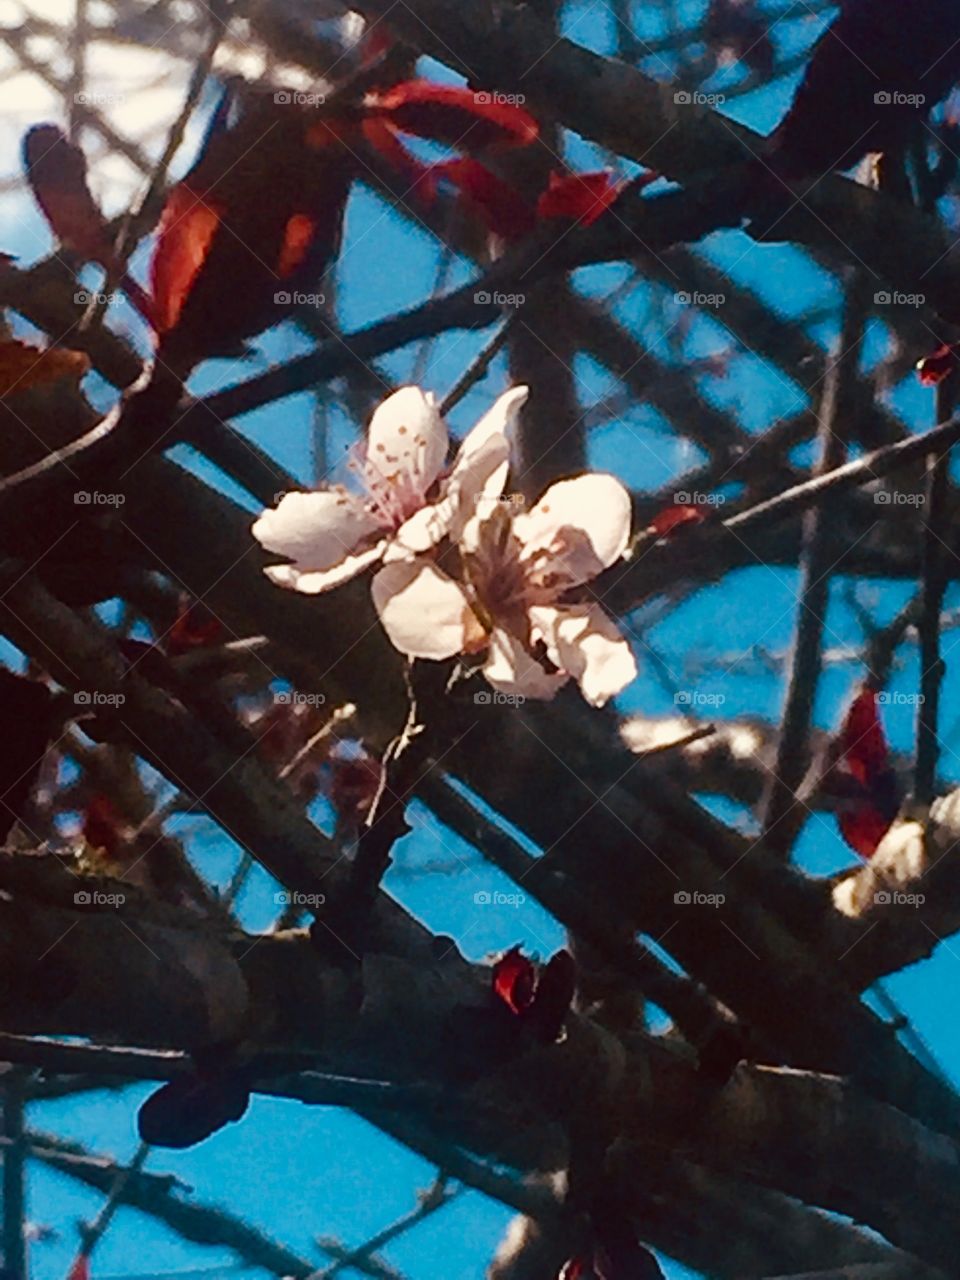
xmin=762 ymin=275 xmax=868 ymax=855
xmin=440 ymin=318 xmax=517 ymax=417
xmin=310 ymin=1176 xmax=457 ymax=1280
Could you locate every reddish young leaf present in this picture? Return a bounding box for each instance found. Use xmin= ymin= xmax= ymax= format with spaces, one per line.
xmin=841 ymin=687 xmax=891 ymax=781
xmin=432 ymin=157 xmax=536 ymax=240
xmin=22 ymin=125 xmax=111 ymax=263
xmin=330 ymin=752 xmax=384 ymax=825
xmin=367 ymin=80 xmax=539 ymax=151
xmin=558 ymin=1260 xmax=588 ymax=1280
xmin=646 ymin=505 xmax=707 ymax=539
xmin=277 ymin=213 xmax=318 ymax=279
xmin=838 ymin=806 xmax=897 ymax=861
xmin=536 ymin=170 xmax=621 ymax=227
xmin=917 ymin=343 xmax=960 ymax=387
xmin=149 ymin=87 xmax=353 ymax=367
xmin=66 ymin=1254 xmax=91 ymax=1280
xmin=83 ymin=793 xmax=125 ymax=860
xmin=492 ymin=945 xmax=537 ymax=1015
xmin=833 ymin=687 xmax=899 ymax=859
xmin=0 ymin=339 xmax=90 ymax=398
xmin=165 ymin=596 xmax=224 ymax=657
xmin=150 ymin=185 xmax=223 ymax=335
xmin=492 ymin=946 xmax=576 ymax=1042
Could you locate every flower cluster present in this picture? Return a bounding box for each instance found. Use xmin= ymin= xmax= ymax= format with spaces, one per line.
xmin=252 ymin=386 xmax=638 ymax=706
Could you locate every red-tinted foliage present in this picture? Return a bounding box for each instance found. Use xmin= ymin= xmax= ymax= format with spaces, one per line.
xmin=492 ymin=945 xmax=537 ymax=1015
xmin=646 ymin=505 xmax=707 ymax=538
xmin=82 ymin=793 xmax=124 ymax=860
xmin=367 ymin=80 xmax=539 ymax=151
xmin=432 ymin=158 xmax=536 ymax=239
xmin=535 ymin=170 xmax=621 ymax=227
xmin=492 ymin=946 xmax=575 ymax=1041
xmin=917 ymin=343 xmax=960 ymax=387
xmin=22 ymin=125 xmax=111 ymax=263
xmin=165 ymin=596 xmax=224 ymax=657
xmin=833 ymin=687 xmax=899 ymax=859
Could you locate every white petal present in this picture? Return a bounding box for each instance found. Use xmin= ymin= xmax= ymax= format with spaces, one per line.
xmin=366 ymin=386 xmax=448 ymax=494
xmin=515 ymin=473 xmax=632 ymax=587
xmin=264 ymin=541 xmax=387 ymax=593
xmin=532 ymin=604 xmax=637 ymax=707
xmin=371 ymin=560 xmax=477 ymax=660
xmin=484 ymin=626 xmax=568 ymax=701
xmin=450 ymin=378 xmax=527 ymax=504
xmin=252 ymin=490 xmax=382 ymax=571
xmin=392 ymin=500 xmax=455 ymax=556
xmin=447 ymin=385 xmax=528 ymax=531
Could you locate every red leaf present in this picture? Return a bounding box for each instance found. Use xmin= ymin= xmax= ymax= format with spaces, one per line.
xmin=330 ymin=753 xmax=384 ymax=824
xmin=22 ymin=125 xmax=111 ymax=263
xmin=492 ymin=945 xmax=537 ymax=1015
xmin=558 ymin=1260 xmax=588 ymax=1280
xmin=66 ymin=1254 xmax=91 ymax=1280
xmin=367 ymin=80 xmax=539 ymax=151
xmin=432 ymin=157 xmax=536 ymax=239
xmin=840 ymin=687 xmax=890 ymax=781
xmin=834 ymin=687 xmax=898 ymax=858
xmin=83 ymin=794 xmax=124 ymax=860
xmin=647 ymin=505 xmax=706 ymax=538
xmin=166 ymin=596 xmax=223 ymax=657
xmin=917 ymin=342 xmax=959 ymax=387
xmin=277 ymin=213 xmax=317 ymax=279
xmin=536 ymin=170 xmax=621 ymax=227
xmin=150 ymin=184 xmax=222 ymax=334
xmin=838 ymin=806 xmax=895 ymax=860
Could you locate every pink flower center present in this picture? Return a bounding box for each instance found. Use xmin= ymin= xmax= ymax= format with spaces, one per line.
xmin=348 ymin=428 xmax=437 ymax=530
